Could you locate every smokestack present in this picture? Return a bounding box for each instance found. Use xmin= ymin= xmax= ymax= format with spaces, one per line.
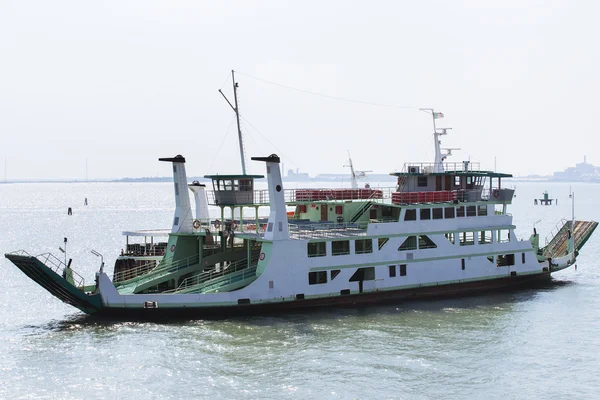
xmin=188 ymin=181 xmax=210 ymax=223
xmin=251 ymin=154 xmax=289 ymax=241
xmin=159 ymin=155 xmax=193 ymax=233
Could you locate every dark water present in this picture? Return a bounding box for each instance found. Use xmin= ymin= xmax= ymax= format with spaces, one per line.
xmin=1 ymin=181 xmax=599 ymax=399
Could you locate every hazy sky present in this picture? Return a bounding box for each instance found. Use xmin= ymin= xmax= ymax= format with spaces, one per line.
xmin=1 ymin=1 xmax=598 ymax=180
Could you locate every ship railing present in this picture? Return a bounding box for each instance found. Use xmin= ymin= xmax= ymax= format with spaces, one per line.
xmin=167 ymin=257 xmax=255 ymax=293
xmin=399 ymin=161 xmax=481 ymax=173
xmin=113 ymin=252 xmax=202 ymax=285
xmin=32 ymin=252 xmax=86 ymax=289
xmin=288 ymin=222 xmax=369 ymax=239
xmin=112 ymin=260 xmax=159 ymax=284
xmin=544 ymin=219 xmax=570 ymax=248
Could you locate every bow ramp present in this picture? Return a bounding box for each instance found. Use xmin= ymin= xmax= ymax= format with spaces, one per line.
xmin=542 ymin=220 xmax=598 ymax=258
xmin=5 ymin=251 xmax=103 ymax=314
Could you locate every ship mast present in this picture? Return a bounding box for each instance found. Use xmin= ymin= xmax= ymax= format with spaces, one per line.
xmin=419 ymin=108 xmax=457 ymax=173
xmin=219 ymin=70 xmax=247 ymax=175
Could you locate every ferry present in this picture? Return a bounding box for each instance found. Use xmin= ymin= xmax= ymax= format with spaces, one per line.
xmin=5 ymin=74 xmax=597 ymax=319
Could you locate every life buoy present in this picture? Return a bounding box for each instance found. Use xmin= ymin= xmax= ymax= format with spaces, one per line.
xmin=493 ymin=189 xmax=500 ymax=199
xmin=170 ymin=244 xmax=176 ymax=252
xmin=259 ymin=252 xmax=265 ymax=261
xmin=213 ymin=219 xmax=221 ymax=228
xmin=193 ymin=219 xmax=201 ymax=229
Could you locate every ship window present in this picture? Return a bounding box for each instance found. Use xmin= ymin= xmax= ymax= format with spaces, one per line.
xmin=466 ymin=206 xmax=477 ymax=217
xmin=456 ymin=206 xmax=465 ymax=217
xmin=418 ymin=176 xmax=428 ymax=187
xmin=479 ymin=231 xmax=493 ymax=244
xmin=332 ymin=240 xmax=350 ymax=256
xmin=308 ymin=271 xmax=327 ymax=285
xmin=173 ymin=217 xmax=179 ymax=226
xmin=432 ymin=208 xmax=443 ymax=219
xmin=389 ymin=265 xmax=396 ymax=277
xmin=418 ymin=235 xmax=437 ymax=249
xmin=399 ymin=236 xmax=417 ymax=251
xmin=307 ymin=242 xmax=326 ymax=257
xmin=267 ymin=223 xmax=273 ymax=232
xmin=497 ymin=254 xmax=515 ymax=267
xmin=487 ymin=255 xmax=494 ymax=263
xmin=174 ymin=182 xmax=179 ymax=196
xmin=405 ymin=209 xmax=416 ymax=221
xmin=399 ymin=264 xmax=407 ymax=276
xmin=498 ymin=229 xmax=510 ymax=243
xmin=239 ymin=179 xmax=252 ymax=191
xmin=522 ymin=253 xmax=526 ymax=264
xmin=355 ymin=239 xmax=373 ymax=254
xmin=459 ymin=232 xmax=475 ymax=246
xmin=444 ymin=207 xmax=455 ymax=219
xmin=445 ymin=232 xmax=455 ymax=244
xmin=331 ymin=269 xmax=341 ymax=280
xmin=478 ymin=205 xmax=488 ymax=216
xmin=378 ymin=237 xmax=389 ymax=250
xmin=420 ymin=209 xmax=431 ymax=220
xmin=173 ymin=165 xmax=177 ymax=173
xmin=461 ymin=258 xmax=465 ymax=270
xmin=349 ymin=266 xmax=375 ymax=281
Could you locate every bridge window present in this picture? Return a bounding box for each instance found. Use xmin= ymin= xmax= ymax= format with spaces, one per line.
xmin=399 ymin=236 xmax=417 ymax=251
xmin=307 ymin=242 xmax=326 ymax=257
xmin=405 ymin=209 xmax=416 ymax=221
xmin=355 ymin=239 xmax=373 ymax=254
xmin=445 ymin=207 xmax=455 ymax=218
xmin=432 ymin=208 xmax=443 ymax=219
xmin=478 ymin=205 xmax=488 ymax=216
xmin=420 ymin=209 xmax=431 ymax=220
xmin=418 ymin=177 xmax=428 ymax=187
xmin=332 ymin=240 xmax=350 ymax=256
xmin=457 ymin=206 xmax=465 ymax=217
xmin=308 ymin=271 xmax=327 ymax=285
xmin=466 ymin=206 xmax=477 ymax=217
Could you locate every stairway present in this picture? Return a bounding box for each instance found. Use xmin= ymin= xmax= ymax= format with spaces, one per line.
xmin=350 ymin=201 xmax=373 ymax=223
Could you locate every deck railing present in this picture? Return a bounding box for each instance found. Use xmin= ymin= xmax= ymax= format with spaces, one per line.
xmin=168 ymin=258 xmax=256 ymax=293
xmin=8 ymin=250 xmax=88 ymax=289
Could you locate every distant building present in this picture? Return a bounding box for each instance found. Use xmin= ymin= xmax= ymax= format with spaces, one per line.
xmin=553 ymin=156 xmax=600 ymax=182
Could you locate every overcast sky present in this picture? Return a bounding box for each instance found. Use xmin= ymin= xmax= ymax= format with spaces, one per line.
xmin=1 ymin=1 xmax=598 ymax=180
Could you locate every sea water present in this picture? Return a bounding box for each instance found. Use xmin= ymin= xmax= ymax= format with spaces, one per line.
xmin=0 ymin=181 xmax=599 ymax=399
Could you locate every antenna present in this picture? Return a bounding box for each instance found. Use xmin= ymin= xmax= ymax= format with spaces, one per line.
xmin=91 ymin=249 xmax=104 ymax=273
xmin=420 ymin=108 xmax=451 ymax=172
xmin=219 ymin=70 xmax=247 ymax=175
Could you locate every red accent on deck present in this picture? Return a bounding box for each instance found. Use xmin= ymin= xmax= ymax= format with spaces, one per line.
xmin=392 ymin=190 xmax=456 ymax=204
xmin=295 ymin=189 xmax=383 ymax=201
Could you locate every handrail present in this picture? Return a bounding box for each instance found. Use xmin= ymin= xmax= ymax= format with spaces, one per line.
xmin=113 ymin=252 xmax=202 ymax=286
xmin=169 ymin=258 xmax=255 ymax=293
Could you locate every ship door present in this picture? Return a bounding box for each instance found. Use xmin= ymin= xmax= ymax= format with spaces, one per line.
xmin=321 ymin=204 xmax=328 ymax=221
xmin=436 ymin=176 xmax=442 ymax=191
xmin=445 ymin=175 xmax=453 ymax=190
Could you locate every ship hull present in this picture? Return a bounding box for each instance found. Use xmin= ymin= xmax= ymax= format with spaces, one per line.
xmin=93 ymin=272 xmax=552 ymax=319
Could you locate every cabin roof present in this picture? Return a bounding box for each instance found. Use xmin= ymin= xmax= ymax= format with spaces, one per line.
xmin=390 ymin=170 xmax=512 ymax=178
xmin=204 ymin=174 xmax=264 ymax=180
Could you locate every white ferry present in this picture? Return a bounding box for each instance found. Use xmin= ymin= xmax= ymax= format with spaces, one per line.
xmin=5 ymin=76 xmax=597 ymax=319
